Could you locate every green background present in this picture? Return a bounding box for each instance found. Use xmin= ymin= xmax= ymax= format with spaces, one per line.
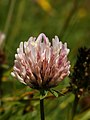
xmin=0 ymin=0 xmax=90 ymax=120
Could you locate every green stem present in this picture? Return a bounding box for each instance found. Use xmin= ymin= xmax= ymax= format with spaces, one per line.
xmin=0 ymin=66 xmax=4 ymax=106
xmin=4 ymin=0 xmax=16 ymax=35
xmin=71 ymin=95 xmax=79 ymax=120
xmin=40 ymin=98 xmax=45 ymax=120
xmin=60 ymin=0 xmax=78 ymax=38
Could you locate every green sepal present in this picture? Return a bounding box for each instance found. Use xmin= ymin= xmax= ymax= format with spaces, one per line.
xmin=49 ymin=89 xmax=59 ymax=97
xmin=40 ymin=90 xmax=48 ymax=100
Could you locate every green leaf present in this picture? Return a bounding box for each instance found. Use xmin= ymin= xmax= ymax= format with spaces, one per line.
xmin=74 ymin=109 xmax=90 ymax=120
xmin=49 ymin=89 xmax=59 ymax=97
xmin=40 ymin=90 xmax=48 ymax=100
xmin=0 ymin=108 xmax=12 ymax=120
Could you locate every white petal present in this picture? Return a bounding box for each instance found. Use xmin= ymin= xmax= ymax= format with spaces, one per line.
xmin=11 ymin=72 xmax=16 ymax=77
xmin=15 ymin=72 xmax=26 ymax=84
xmin=19 ymin=42 xmax=23 ymax=53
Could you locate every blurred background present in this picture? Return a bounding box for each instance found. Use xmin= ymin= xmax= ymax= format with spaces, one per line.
xmin=0 ymin=0 xmax=90 ymax=120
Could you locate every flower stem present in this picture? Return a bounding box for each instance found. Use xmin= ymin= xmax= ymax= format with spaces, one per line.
xmin=71 ymin=95 xmax=79 ymax=120
xmin=40 ymin=98 xmax=45 ymax=120
xmin=4 ymin=0 xmax=16 ymax=35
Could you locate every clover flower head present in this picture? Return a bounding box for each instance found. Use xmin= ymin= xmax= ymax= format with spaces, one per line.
xmin=11 ymin=33 xmax=70 ymax=90
xmin=70 ymin=47 xmax=90 ymax=96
